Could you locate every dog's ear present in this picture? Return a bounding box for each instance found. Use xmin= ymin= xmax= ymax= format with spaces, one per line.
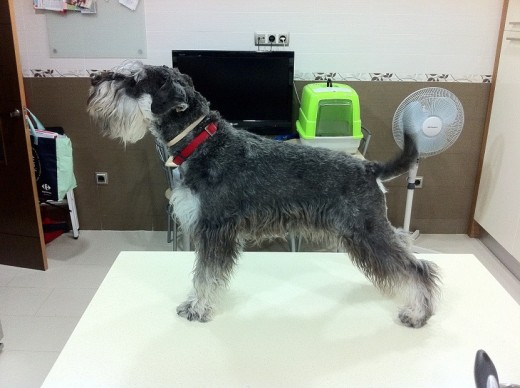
xmin=181 ymin=73 xmax=194 ymax=87
xmin=171 ymin=67 xmax=195 ymax=89
xmin=151 ymin=79 xmax=188 ymax=115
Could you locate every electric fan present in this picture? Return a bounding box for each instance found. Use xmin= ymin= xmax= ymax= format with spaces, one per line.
xmin=392 ymin=87 xmax=464 ymax=237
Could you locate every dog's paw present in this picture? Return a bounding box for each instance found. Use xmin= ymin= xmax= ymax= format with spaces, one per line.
xmin=398 ymin=307 xmax=430 ymax=328
xmin=176 ymin=300 xmax=212 ymax=322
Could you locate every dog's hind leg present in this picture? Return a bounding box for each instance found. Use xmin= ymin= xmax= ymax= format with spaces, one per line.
xmin=176 ymin=223 xmax=240 ymax=322
xmin=341 ymin=223 xmax=441 ymax=328
xmin=395 ymin=257 xmax=440 ymax=328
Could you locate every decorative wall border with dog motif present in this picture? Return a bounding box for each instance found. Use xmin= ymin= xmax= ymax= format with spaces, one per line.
xmin=25 ymin=68 xmax=492 ymax=83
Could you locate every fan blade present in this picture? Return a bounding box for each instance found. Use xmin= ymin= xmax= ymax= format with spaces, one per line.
xmin=427 ymin=97 xmax=458 ymax=125
xmin=400 ymin=101 xmax=428 ymax=134
xmin=392 ymin=87 xmax=464 ymax=158
xmin=417 ymin=130 xmax=448 ymax=157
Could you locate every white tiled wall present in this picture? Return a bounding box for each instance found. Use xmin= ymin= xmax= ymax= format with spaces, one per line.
xmin=13 ymin=0 xmax=502 ymax=79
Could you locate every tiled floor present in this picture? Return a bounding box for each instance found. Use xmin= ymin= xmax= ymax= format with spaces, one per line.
xmin=1 ymin=231 xmax=519 ymax=388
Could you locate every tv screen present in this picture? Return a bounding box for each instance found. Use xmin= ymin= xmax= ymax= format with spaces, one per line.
xmin=172 ymin=50 xmax=295 ymax=136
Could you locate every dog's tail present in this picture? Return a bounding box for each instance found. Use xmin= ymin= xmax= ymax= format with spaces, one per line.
xmin=368 ymin=132 xmax=418 ymax=181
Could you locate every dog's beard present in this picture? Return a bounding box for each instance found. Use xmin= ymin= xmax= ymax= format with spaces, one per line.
xmin=88 ymin=80 xmax=153 ymax=144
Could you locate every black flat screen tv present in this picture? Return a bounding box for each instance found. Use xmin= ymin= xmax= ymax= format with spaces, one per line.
xmin=172 ymin=50 xmax=295 ymax=136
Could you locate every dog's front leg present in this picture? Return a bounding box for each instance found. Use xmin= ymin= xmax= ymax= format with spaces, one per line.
xmin=176 ymin=264 xmax=227 ymax=322
xmin=177 ymin=224 xmax=239 ymax=322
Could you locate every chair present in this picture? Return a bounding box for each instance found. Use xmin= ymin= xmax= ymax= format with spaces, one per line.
xmin=358 ymin=126 xmax=372 ymax=157
xmin=155 ymin=141 xmax=190 ymax=251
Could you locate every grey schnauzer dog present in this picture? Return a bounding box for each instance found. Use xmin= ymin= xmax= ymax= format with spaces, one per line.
xmin=88 ymin=61 xmax=440 ymax=328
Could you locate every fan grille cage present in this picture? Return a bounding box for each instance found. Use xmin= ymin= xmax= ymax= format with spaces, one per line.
xmin=392 ymin=87 xmax=464 ymax=158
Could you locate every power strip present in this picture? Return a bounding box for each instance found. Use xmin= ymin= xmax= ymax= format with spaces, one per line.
xmin=254 ymin=32 xmax=290 ymax=46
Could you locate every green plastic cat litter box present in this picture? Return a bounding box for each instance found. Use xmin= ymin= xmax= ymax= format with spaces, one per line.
xmin=296 ymin=81 xmax=362 ymax=153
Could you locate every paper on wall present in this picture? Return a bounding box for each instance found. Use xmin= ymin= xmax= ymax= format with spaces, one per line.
xmin=119 ymin=0 xmax=139 ymax=11
xmin=34 ymin=0 xmax=96 ymax=12
xmin=34 ymin=0 xmax=66 ymax=11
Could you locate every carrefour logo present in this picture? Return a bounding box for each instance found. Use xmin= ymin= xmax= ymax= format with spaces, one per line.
xmin=42 ymin=183 xmax=51 ymax=191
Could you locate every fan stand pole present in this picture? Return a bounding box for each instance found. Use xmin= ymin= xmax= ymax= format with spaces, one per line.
xmin=402 ymin=160 xmax=439 ymax=254
xmin=403 ymin=160 xmax=419 ymax=233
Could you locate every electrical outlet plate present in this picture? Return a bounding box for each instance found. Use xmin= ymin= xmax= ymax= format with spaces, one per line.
xmin=254 ymin=32 xmax=290 ymax=46
xmin=254 ymin=32 xmax=268 ymax=45
xmin=96 ymin=172 xmax=108 ymax=185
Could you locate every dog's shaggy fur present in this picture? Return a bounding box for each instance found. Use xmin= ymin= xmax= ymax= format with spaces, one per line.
xmin=88 ymin=61 xmax=440 ymax=328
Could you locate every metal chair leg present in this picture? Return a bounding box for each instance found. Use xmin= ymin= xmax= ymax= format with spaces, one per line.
xmin=172 ymin=216 xmax=178 ymax=251
xmin=66 ymin=190 xmax=80 ymax=239
xmin=289 ymin=234 xmax=298 ymax=252
xmin=182 ymin=228 xmax=190 ymax=251
xmin=166 ymin=204 xmax=173 ymax=243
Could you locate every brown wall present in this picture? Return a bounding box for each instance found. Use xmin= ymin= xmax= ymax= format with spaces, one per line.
xmin=24 ymin=77 xmax=168 ymax=231
xmin=24 ymin=77 xmax=490 ymax=233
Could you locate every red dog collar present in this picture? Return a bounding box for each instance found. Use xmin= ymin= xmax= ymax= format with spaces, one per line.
xmin=171 ymin=122 xmax=217 ymax=166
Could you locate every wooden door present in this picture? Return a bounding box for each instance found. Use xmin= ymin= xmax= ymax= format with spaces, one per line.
xmin=0 ymin=0 xmax=47 ymax=270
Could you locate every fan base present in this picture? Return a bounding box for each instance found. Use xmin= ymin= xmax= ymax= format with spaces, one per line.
xmin=408 ymin=230 xmax=440 ymax=254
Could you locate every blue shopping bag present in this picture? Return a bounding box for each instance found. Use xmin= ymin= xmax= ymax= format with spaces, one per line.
xmin=26 ymin=109 xmax=77 ymax=201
